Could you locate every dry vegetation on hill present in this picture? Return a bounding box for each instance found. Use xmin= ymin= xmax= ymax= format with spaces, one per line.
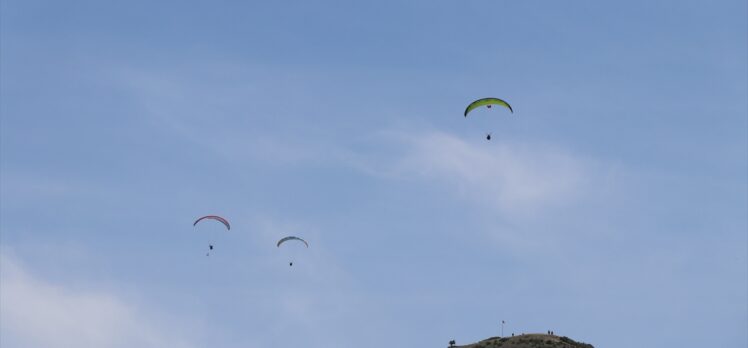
xmin=452 ymin=334 xmax=594 ymax=348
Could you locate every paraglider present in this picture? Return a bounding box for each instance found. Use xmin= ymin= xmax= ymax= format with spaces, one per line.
xmin=194 ymin=215 xmax=230 ymax=256
xmin=464 ymin=97 xmax=513 ymax=117
xmin=277 ymin=236 xmax=308 ymax=266
xmin=464 ymin=98 xmax=513 ymax=140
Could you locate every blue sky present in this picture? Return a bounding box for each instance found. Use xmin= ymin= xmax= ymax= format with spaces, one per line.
xmin=1 ymin=1 xmax=746 ymax=347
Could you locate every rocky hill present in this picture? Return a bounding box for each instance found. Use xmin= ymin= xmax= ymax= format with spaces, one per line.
xmin=451 ymin=334 xmax=593 ymax=348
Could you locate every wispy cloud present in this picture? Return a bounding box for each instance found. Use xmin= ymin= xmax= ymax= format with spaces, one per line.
xmin=340 ymin=129 xmax=628 ymax=256
xmin=0 ymin=253 xmax=199 ymax=348
xmin=112 ymin=63 xmax=349 ymax=168
xmin=402 ymin=132 xmax=584 ymax=214
xmin=349 ymin=130 xmax=601 ymax=218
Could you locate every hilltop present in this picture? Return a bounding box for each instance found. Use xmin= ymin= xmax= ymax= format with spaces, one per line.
xmin=452 ymin=334 xmax=594 ymax=348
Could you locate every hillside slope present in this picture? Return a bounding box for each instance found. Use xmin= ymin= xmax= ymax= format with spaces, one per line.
xmin=452 ymin=334 xmax=594 ymax=348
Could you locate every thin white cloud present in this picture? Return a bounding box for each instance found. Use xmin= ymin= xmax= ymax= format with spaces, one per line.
xmin=352 ymin=130 xmax=592 ymax=218
xmin=340 ymin=129 xmax=628 ymax=257
xmin=112 ymin=64 xmax=344 ymax=168
xmin=0 ymin=253 xmax=198 ymax=348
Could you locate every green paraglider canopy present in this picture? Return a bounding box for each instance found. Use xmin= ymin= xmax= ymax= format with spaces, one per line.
xmin=464 ymin=97 xmax=513 ymax=117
